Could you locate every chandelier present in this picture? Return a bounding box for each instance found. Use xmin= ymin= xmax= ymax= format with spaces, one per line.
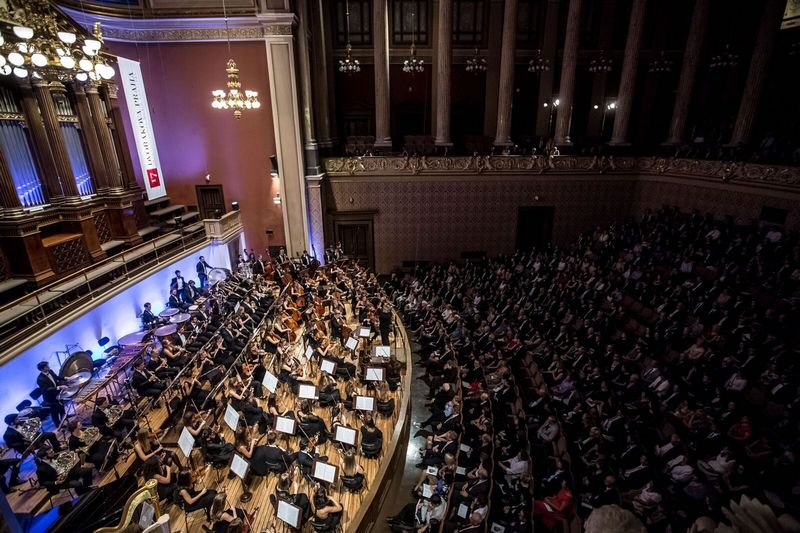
xmin=710 ymin=43 xmax=739 ymax=69
xmin=339 ymin=43 xmax=360 ymax=74
xmin=401 ymin=12 xmax=424 ymax=75
xmin=465 ymin=47 xmax=486 ymax=74
xmin=648 ymin=50 xmax=674 ymax=74
xmin=527 ymin=49 xmax=550 ymax=74
xmin=211 ymin=58 xmax=260 ymax=119
xmin=338 ymin=1 xmax=360 ymax=74
xmin=0 ymin=1 xmax=115 ymax=82
xmin=589 ymin=50 xmax=612 ymax=74
xmin=210 ymin=0 xmax=259 ymax=118
xmin=465 ymin=48 xmax=486 ymax=74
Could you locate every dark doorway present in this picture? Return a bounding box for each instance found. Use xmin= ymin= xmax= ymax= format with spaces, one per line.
xmin=331 ymin=217 xmax=375 ymax=271
xmin=195 ymin=185 xmax=226 ymax=220
xmin=516 ymin=206 xmax=555 ymax=252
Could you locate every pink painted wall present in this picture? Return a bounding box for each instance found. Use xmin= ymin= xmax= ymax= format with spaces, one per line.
xmin=110 ymin=40 xmax=283 ymax=253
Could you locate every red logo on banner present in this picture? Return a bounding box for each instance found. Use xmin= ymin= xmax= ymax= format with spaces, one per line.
xmin=146 ymin=168 xmax=160 ymax=188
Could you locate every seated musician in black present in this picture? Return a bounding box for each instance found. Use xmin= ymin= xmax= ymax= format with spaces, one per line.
xmin=182 ymin=280 xmax=199 ymax=304
xmin=296 ymin=401 xmax=330 ymax=444
xmin=131 ymin=359 xmax=167 ymax=398
xmin=145 ymin=346 xmax=179 ymax=380
xmin=296 ymin=438 xmax=327 ymax=477
xmin=36 ymin=445 xmax=93 ymax=494
xmin=253 ymin=431 xmax=294 ymax=475
xmin=210 ymin=493 xmax=246 ymax=533
xmin=218 ymin=320 xmax=245 ymax=353
xmin=226 ymin=380 xmax=269 ymax=433
xmin=360 ymin=414 xmax=383 ymax=449
xmin=311 ymin=489 xmax=343 ymax=533
xmin=92 ymin=396 xmax=136 ymax=440
xmin=211 ymin=336 xmax=237 ymax=369
xmin=141 ymin=302 xmax=165 ymax=330
xmin=142 ymin=456 xmax=177 ymax=501
xmin=174 ymin=469 xmax=216 ymax=519
xmin=3 ymin=414 xmax=62 ymax=454
xmin=66 ymin=419 xmax=115 ymax=471
xmin=272 ymin=467 xmax=313 ymax=524
xmin=168 ymin=288 xmax=190 ymax=312
xmin=201 ymin=423 xmax=234 ymax=468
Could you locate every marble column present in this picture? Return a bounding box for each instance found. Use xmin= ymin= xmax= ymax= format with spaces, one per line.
xmin=493 ymin=0 xmax=518 ymax=147
xmin=73 ymin=85 xmax=110 ymax=193
xmin=373 ymin=0 xmax=392 ymax=149
xmin=483 ymin=0 xmax=504 ymax=137
xmin=0 ymin=138 xmax=23 ymax=216
xmin=609 ymin=0 xmax=647 ymax=145
xmin=104 ymin=83 xmax=139 ymax=190
xmin=305 ymin=175 xmax=325 ymax=264
xmin=87 ymin=83 xmax=124 ymax=190
xmin=311 ymin=0 xmax=336 ymax=148
xmin=730 ymin=0 xmax=784 ymax=145
xmin=297 ymin=0 xmax=321 ymax=176
xmin=534 ymin=0 xmax=562 ymax=137
xmin=435 ymin=0 xmax=453 ymax=147
xmin=32 ymin=81 xmax=79 ymax=199
xmin=263 ymin=20 xmax=311 ymax=257
xmin=553 ymin=0 xmax=582 ymax=145
xmin=665 ymin=0 xmax=709 ymax=144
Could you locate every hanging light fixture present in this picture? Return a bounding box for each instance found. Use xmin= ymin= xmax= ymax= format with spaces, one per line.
xmin=0 ymin=2 xmax=115 ymax=82
xmin=588 ymin=49 xmax=613 ymax=74
xmin=527 ymin=49 xmax=550 ymax=74
xmin=648 ymin=50 xmax=674 ymax=74
xmin=465 ymin=47 xmax=486 ymax=74
xmin=710 ymin=43 xmax=739 ymax=69
xmin=402 ymin=12 xmax=424 ymax=75
xmin=210 ymin=0 xmax=260 ymax=118
xmin=338 ymin=0 xmax=361 ymax=74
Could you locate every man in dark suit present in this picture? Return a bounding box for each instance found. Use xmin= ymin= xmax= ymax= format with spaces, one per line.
xmin=35 ymin=446 xmax=93 ymax=493
xmin=300 ymin=250 xmax=311 ymax=267
xmin=3 ymin=414 xmax=62 ymax=454
xmin=182 ymin=281 xmax=199 ymax=304
xmin=170 ymin=270 xmax=186 ymax=293
xmin=168 ymin=288 xmax=189 ymax=311
xmin=36 ymin=362 xmax=65 ymax=425
xmin=141 ymin=302 xmax=165 ymax=329
xmin=251 ymin=432 xmax=295 ymax=475
xmin=252 ymin=255 xmax=266 ymax=276
xmin=196 ymin=256 xmax=211 ymax=289
xmin=131 ymin=359 xmax=166 ymax=398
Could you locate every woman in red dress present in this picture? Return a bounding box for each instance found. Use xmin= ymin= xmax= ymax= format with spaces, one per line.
xmin=534 ymin=479 xmax=574 ymax=529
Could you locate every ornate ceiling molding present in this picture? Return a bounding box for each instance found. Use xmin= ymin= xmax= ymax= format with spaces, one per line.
xmin=323 ymin=155 xmax=800 ymax=192
xmin=59 ymin=5 xmax=272 ymax=42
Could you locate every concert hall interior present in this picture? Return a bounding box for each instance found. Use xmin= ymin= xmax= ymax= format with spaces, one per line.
xmin=0 ymin=1 xmax=799 ymax=533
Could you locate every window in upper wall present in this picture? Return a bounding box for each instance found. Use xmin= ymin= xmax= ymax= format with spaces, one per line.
xmin=453 ymin=0 xmax=485 ymax=45
xmin=517 ymin=0 xmax=544 ymax=46
xmin=336 ymin=0 xmax=373 ymax=46
xmin=0 ymin=86 xmax=46 ymax=208
xmin=392 ymin=0 xmax=429 ymax=45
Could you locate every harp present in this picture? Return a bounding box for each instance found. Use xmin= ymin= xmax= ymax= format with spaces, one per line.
xmin=94 ymin=479 xmax=163 ymax=533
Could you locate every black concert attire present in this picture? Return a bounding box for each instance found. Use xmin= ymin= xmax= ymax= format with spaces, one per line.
xmin=68 ymin=431 xmax=115 ymax=470
xmin=91 ymin=403 xmax=136 ymax=439
xmin=212 ymin=508 xmax=246 ymax=533
xmin=174 ymin=486 xmax=217 ymax=517
xmin=197 ymin=260 xmax=211 ymax=289
xmin=142 ymin=308 xmax=161 ymax=329
xmin=37 ymin=370 xmax=66 ymax=425
xmin=36 ymin=456 xmax=93 ymax=492
xmin=146 ymin=356 xmax=179 ymax=380
xmin=132 ymin=368 xmax=167 ymax=398
xmin=3 ymin=425 xmax=61 ymax=454
xmin=251 ymin=444 xmax=293 ymax=475
xmin=169 ymin=293 xmax=190 ymax=312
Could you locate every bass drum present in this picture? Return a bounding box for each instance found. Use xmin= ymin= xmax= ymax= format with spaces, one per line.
xmin=208 ymin=268 xmax=231 ymax=286
xmin=59 ymin=351 xmax=93 ymax=379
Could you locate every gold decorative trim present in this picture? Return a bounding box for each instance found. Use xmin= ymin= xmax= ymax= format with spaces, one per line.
xmin=323 ymin=155 xmax=800 ymax=190
xmin=56 ymin=116 xmax=80 ymax=123
xmin=264 ymin=24 xmax=293 ymax=35
xmin=0 ymin=112 xmax=25 ymax=121
xmin=98 ymin=26 xmax=265 ymax=42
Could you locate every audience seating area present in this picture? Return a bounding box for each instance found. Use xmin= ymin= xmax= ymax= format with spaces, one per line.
xmin=386 ymin=207 xmax=799 ymax=531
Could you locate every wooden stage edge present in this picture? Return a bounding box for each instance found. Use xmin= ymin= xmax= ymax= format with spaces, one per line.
xmin=349 ymin=309 xmax=413 ymax=533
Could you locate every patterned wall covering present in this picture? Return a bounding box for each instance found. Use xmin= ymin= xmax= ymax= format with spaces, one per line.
xmin=49 ymin=238 xmax=92 ymax=275
xmin=326 ymin=176 xmax=639 ymax=273
xmin=325 ymin=159 xmax=800 ymax=273
xmin=93 ymin=212 xmax=112 ymax=244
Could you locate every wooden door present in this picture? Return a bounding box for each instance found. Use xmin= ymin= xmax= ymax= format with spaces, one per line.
xmin=333 ymin=220 xmax=374 ymax=271
xmin=195 ymin=185 xmax=226 ymax=220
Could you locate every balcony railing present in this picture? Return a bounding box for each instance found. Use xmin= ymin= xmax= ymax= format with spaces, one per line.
xmin=0 ymin=211 xmax=242 ymax=364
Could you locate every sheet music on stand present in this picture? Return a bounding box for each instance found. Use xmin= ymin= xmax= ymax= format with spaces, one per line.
xmin=422 ymin=484 xmax=434 ymax=499
xmin=354 ymin=395 xmax=375 ymax=411
xmin=459 ymin=443 xmax=472 ymax=454
xmin=298 ymin=384 xmax=318 ymax=400
xmin=455 ymin=466 xmax=466 ymax=476
xmin=230 ymin=453 xmax=249 ymax=480
xmin=457 ymin=503 xmax=469 ymax=519
xmin=358 ymin=326 xmax=371 ymax=338
xmin=333 ymin=425 xmax=357 ymax=446
xmin=224 ymin=403 xmax=240 ymax=431
xmin=305 ymin=346 xmax=315 ymax=359
xmin=277 ymin=500 xmax=301 ymax=529
xmin=374 ymin=345 xmax=391 ymax=358
xmin=275 ymin=416 xmax=297 ymax=435
xmin=345 ymin=337 xmax=358 ymax=350
xmin=312 ymin=460 xmax=338 ymax=484
xmin=490 ymin=523 xmax=506 ymax=533
xmin=178 ymin=427 xmax=195 ymax=458
xmin=262 ymin=370 xmax=278 ymax=394
xmin=365 ymin=367 xmax=385 ymax=381
xmin=138 ymin=501 xmax=155 ymax=529
xmin=320 ymin=358 xmax=337 ymax=375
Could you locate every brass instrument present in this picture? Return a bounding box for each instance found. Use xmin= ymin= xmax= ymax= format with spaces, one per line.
xmin=103 ymin=405 xmax=123 ymax=426
xmin=79 ymin=426 xmax=101 ymax=454
xmin=48 ymin=450 xmax=79 ymax=483
xmin=17 ymin=417 xmax=41 ymax=442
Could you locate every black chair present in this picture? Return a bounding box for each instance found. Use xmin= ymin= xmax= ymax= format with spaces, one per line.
xmin=361 ymin=439 xmax=382 ymax=458
xmin=341 ymin=474 xmax=364 ymax=493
